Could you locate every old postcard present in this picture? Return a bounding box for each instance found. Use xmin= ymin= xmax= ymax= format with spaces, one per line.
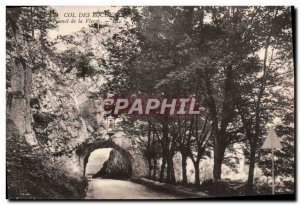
xmin=6 ymin=6 xmax=295 ymax=200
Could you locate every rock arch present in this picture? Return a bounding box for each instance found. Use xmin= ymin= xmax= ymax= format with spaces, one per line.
xmin=75 ymin=139 xmax=133 ymax=177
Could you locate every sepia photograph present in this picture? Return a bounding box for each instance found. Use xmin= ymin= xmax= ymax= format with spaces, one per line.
xmin=6 ymin=5 xmax=295 ymax=200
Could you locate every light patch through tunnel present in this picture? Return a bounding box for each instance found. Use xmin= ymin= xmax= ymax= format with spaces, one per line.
xmin=85 ymin=148 xmax=112 ymax=176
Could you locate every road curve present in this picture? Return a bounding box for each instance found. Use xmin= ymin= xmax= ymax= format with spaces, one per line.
xmin=85 ymin=178 xmax=181 ymax=199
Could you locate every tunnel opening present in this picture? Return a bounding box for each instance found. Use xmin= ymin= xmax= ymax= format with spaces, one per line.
xmin=76 ymin=139 xmax=133 ymax=180
xmin=85 ymin=148 xmax=112 ymax=179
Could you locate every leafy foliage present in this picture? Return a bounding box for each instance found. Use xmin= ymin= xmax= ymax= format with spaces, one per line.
xmin=7 ymin=118 xmax=88 ymax=199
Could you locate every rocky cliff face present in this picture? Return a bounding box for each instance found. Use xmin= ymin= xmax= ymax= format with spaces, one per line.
xmin=7 ymin=58 xmax=38 ymax=147
xmin=93 ymin=149 xmax=132 ymax=179
xmin=6 ymin=118 xmax=88 ymax=199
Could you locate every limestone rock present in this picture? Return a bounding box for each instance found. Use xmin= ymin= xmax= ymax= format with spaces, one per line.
xmin=93 ymin=149 xmax=132 ymax=179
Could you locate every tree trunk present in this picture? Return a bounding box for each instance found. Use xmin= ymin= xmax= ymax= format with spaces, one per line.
xmin=181 ymin=151 xmax=188 ymax=185
xmin=147 ymin=122 xmax=152 ymax=178
xmin=194 ymin=159 xmax=200 ymax=186
xmin=160 ymin=119 xmax=169 ymax=182
xmin=213 ymin=141 xmax=225 ymax=180
xmin=153 ymin=159 xmax=157 ymax=180
xmin=247 ymin=144 xmax=256 ymax=194
xmin=148 ymin=158 xmax=152 ymax=179
xmin=160 ymin=156 xmax=166 ymax=182
xmin=166 ymin=153 xmax=171 ymax=183
xmin=166 ymin=153 xmax=176 ymax=184
xmin=170 ymin=158 xmax=176 ymax=183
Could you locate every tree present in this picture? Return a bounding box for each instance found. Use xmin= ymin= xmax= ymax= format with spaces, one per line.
xmin=236 ymin=7 xmax=293 ymax=193
xmin=99 ymin=6 xmax=294 ymax=187
xmin=188 ymin=113 xmax=212 ymax=186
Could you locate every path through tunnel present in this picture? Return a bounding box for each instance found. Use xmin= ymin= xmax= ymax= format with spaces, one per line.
xmin=76 ymin=140 xmax=133 ymax=180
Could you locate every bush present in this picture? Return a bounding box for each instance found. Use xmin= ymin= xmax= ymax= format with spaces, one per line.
xmin=200 ymin=179 xmax=230 ymax=197
xmin=6 ymin=118 xmax=88 ymax=199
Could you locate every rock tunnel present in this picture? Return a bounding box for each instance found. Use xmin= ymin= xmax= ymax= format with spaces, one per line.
xmin=75 ymin=139 xmax=133 ymax=179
